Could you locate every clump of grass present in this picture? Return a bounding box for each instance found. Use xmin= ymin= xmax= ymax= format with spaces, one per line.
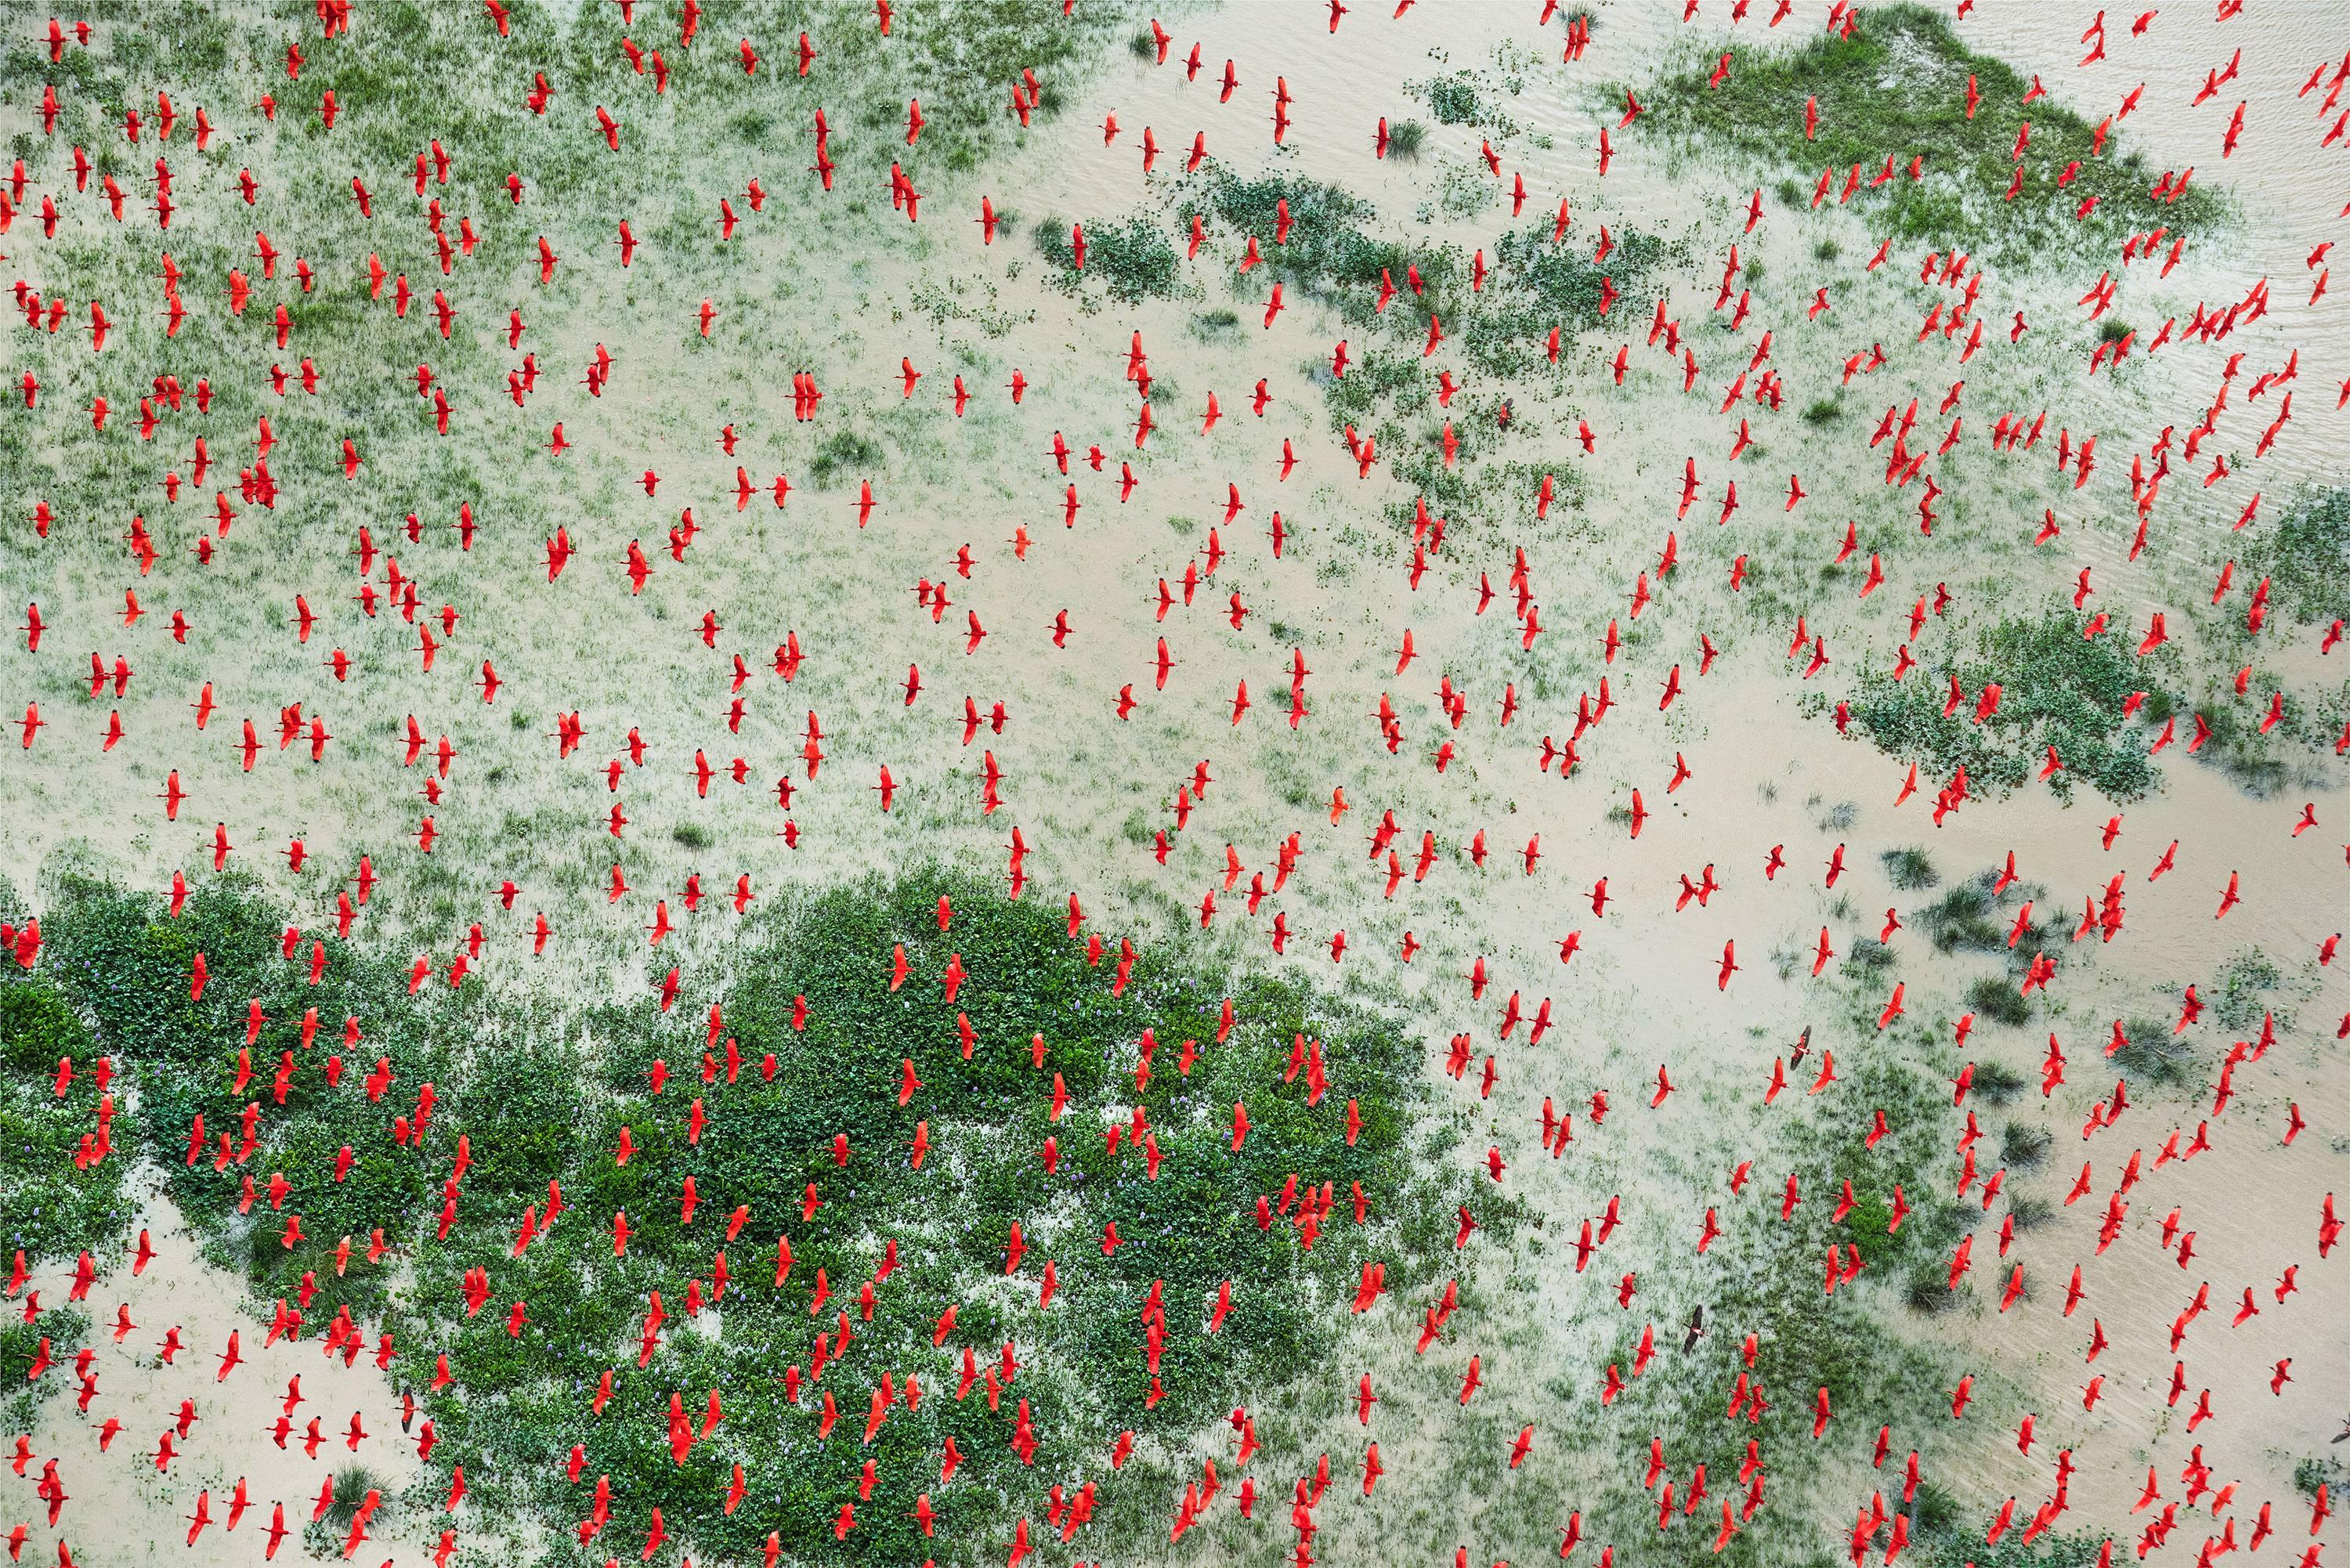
xmin=1813 ymin=237 xmax=1842 ymax=262
xmin=809 ymin=428 xmax=883 ymax=489
xmin=1651 ymin=3 xmax=2224 ymax=258
xmin=1881 ymin=847 xmax=1939 ymax=890
xmin=1387 ymin=117 xmax=1428 ymax=158
xmin=2097 ymin=316 xmax=2135 ymax=344
xmin=1968 ymin=1059 xmax=2029 ymax=1103
xmin=1919 ymin=877 xmax=2004 ymax=952
xmin=2113 ymin=1028 xmax=2196 ymax=1086
xmin=1802 ymin=396 xmax=1844 ymax=427
xmin=671 ymin=822 xmax=714 ymax=851
xmin=1190 ymin=308 xmax=1240 ymax=338
xmin=1905 ymin=1266 xmax=1957 ymax=1313
xmin=326 ymin=1467 xmax=381 ymax=1526
xmin=1126 ymin=27 xmax=1156 ymax=58
xmin=2007 ymin=1194 xmax=2055 ymax=1231
xmin=1842 ymin=938 xmax=1896 ymax=975
xmin=1966 ymin=976 xmax=2031 ymax=1029
xmin=2000 ymin=1122 xmax=2052 ymax=1167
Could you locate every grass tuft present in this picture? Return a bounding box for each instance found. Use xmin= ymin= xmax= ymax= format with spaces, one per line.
xmin=1881 ymin=847 xmax=1939 ymax=890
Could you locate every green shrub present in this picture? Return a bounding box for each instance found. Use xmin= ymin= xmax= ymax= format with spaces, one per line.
xmin=0 ymin=976 xmax=131 ymax=1274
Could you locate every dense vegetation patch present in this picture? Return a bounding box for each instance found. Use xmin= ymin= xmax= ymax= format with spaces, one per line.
xmin=1463 ymin=225 xmax=1667 ymax=376
xmin=38 ymin=869 xmax=1471 ymax=1564
xmin=0 ymin=967 xmax=128 ymax=1418
xmin=1415 ymin=72 xmax=1487 ymax=127
xmin=1185 ymin=172 xmax=1430 ymax=311
xmin=1846 ymin=606 xmax=2160 ymax=802
xmin=2239 ymin=486 xmax=2350 ymax=627
xmin=1653 ymin=5 xmax=2223 ymax=258
xmin=1571 ymin=1046 xmax=2002 ymax=1568
xmin=1036 ymin=215 xmax=1183 ymax=304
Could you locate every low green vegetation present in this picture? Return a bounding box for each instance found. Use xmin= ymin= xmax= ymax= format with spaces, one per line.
xmin=1965 ymin=974 xmax=2031 ymax=1028
xmin=1466 ymin=224 xmax=1667 ymax=375
xmin=1881 ymin=847 xmax=1939 ymax=890
xmin=0 ymin=966 xmax=128 ymax=1421
xmin=1653 ymin=4 xmax=2224 ymax=258
xmin=1037 ymin=215 xmax=1182 ymax=304
xmin=1847 ymin=606 xmax=2161 ymax=802
xmin=1574 ymin=1048 xmax=1971 ymax=1563
xmin=2153 ymin=673 xmax=2350 ymax=800
xmin=38 ymin=869 xmax=1475 ymax=1565
xmin=1184 ymin=172 xmax=1430 ymax=313
xmin=2211 ymin=948 xmax=2286 ymax=1033
xmin=811 ymin=428 xmax=886 ymax=488
xmin=1418 ymin=72 xmax=1485 ymax=126
xmin=0 ymin=978 xmax=132 ymax=1269
xmin=2298 ymin=1455 xmax=2350 ymax=1501
xmin=2239 ymin=486 xmax=2350 ymax=627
